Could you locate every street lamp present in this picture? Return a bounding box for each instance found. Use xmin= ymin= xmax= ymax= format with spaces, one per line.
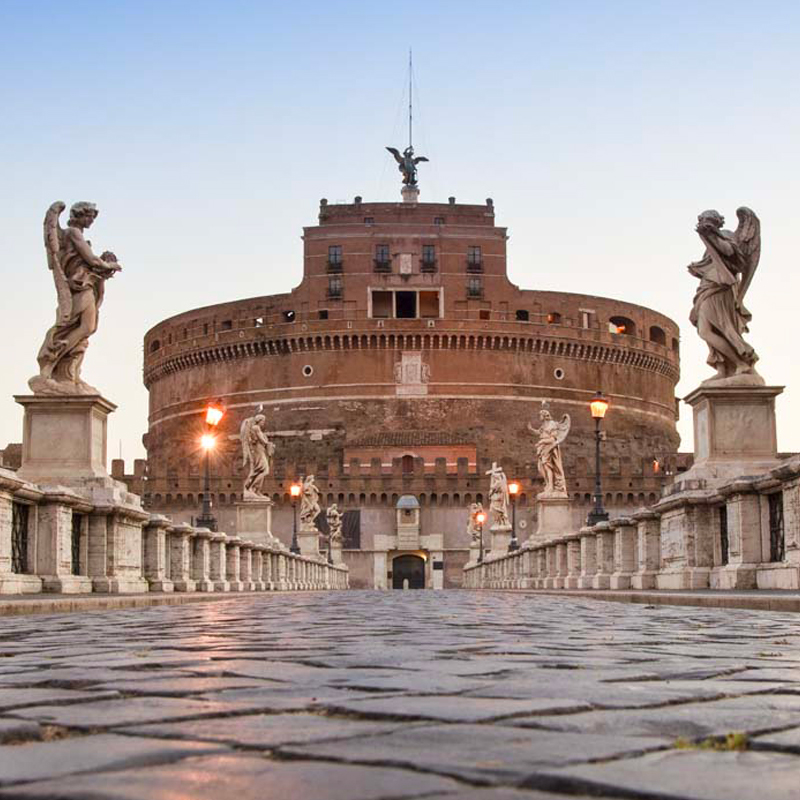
xmin=197 ymin=402 xmax=225 ymax=531
xmin=290 ymin=482 xmax=302 ymax=554
xmin=587 ymin=390 xmax=610 ymax=526
xmin=476 ymin=510 xmax=487 ymax=563
xmin=508 ymin=481 xmax=520 ymax=551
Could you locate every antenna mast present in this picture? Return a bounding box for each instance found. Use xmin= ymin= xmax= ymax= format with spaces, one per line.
xmin=408 ymin=48 xmax=413 ymax=150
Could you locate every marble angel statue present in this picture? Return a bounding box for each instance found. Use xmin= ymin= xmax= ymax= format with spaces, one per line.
xmin=528 ymin=404 xmax=571 ymax=497
xmin=687 ymin=207 xmax=762 ymax=385
xmin=240 ymin=407 xmax=275 ymax=499
xmin=299 ymin=475 xmax=321 ymax=529
xmin=485 ymin=463 xmax=510 ymax=528
xmin=466 ymin=502 xmax=485 ymax=545
xmin=30 ymin=201 xmax=121 ymax=395
xmin=326 ymin=504 xmax=343 ymax=545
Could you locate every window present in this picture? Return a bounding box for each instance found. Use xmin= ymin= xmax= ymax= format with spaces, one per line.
xmin=328 ymin=275 xmax=343 ymax=298
xmin=364 ymin=216 xmax=374 ymax=225
xmin=254 ymin=317 xmax=264 ymax=327
xmin=419 ymin=291 xmax=440 ymax=318
xmin=203 ymin=323 xmax=209 ymax=335
xmin=283 ymin=310 xmax=296 ymax=322
xmin=434 ymin=216 xmax=445 ymax=225
xmin=11 ymin=502 xmax=29 ymax=574
xmin=580 ymin=310 xmax=593 ymax=329
xmin=467 ymin=277 xmax=482 ymax=298
xmin=422 ymin=244 xmax=436 ymax=268
xmin=318 ymin=309 xmax=329 ymax=320
xmin=396 ymin=291 xmax=417 ymax=319
xmin=328 ymin=245 xmax=342 ymax=266
xmin=149 ymin=339 xmax=160 ymax=353
xmin=479 ymin=309 xmax=491 ymax=320
xmin=515 ymin=310 xmax=529 ymax=321
xmin=547 ymin=312 xmax=562 ymax=324
xmin=374 ymin=244 xmax=391 ymax=271
xmin=401 ymin=455 xmax=414 ymax=474
xmin=371 ymin=291 xmax=392 ymax=318
xmin=609 ymin=316 xmax=636 ymax=336
xmin=649 ymin=325 xmax=666 ymax=345
xmin=769 ymin=493 xmax=785 ymax=562
xmin=220 ymin=320 xmax=232 ymax=331
xmin=467 ymin=246 xmax=482 ymax=271
xmin=719 ymin=506 xmax=729 ymax=565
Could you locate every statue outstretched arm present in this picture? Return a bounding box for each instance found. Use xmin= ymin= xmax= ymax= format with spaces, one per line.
xmin=66 ymin=227 xmax=121 ymax=273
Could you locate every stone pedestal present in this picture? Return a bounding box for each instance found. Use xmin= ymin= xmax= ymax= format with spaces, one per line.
xmin=190 ymin=528 xmax=215 ymax=592
xmin=401 ymin=185 xmax=420 ymax=204
xmin=467 ymin=544 xmax=481 ymax=567
xmin=656 ymin=499 xmax=713 ymax=590
xmin=210 ymin=535 xmax=230 ymax=592
xmin=143 ymin=516 xmax=174 ymax=592
xmin=235 ymin=500 xmax=278 ymax=547
xmin=534 ymin=495 xmax=571 ymax=544
xmin=170 ymin=523 xmax=196 ymax=592
xmin=489 ymin=524 xmax=512 ymax=555
xmin=672 ymin=385 xmax=783 ymax=492
xmin=297 ymin=526 xmax=321 ymax=558
xmin=330 ymin=542 xmax=344 ymax=565
xmin=631 ymin=510 xmax=660 ymax=590
xmin=609 ymin=518 xmax=636 ymax=590
xmin=225 ymin=537 xmax=244 ymax=591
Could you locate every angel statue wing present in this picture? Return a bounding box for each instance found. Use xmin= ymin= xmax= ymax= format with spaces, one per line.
xmin=385 ymin=147 xmax=403 ymax=164
xmin=240 ymin=417 xmax=254 ymax=468
xmin=733 ymin=207 xmax=761 ymax=302
xmin=413 ymin=156 xmax=429 ymax=165
xmin=555 ymin=414 xmax=571 ymax=446
xmin=43 ymin=201 xmax=71 ymax=325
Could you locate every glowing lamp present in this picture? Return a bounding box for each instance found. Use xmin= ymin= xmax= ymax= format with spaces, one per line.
xmin=290 ymin=483 xmax=302 ymax=499
xmin=205 ymin=403 xmax=224 ymax=427
xmin=200 ymin=434 xmax=216 ymax=451
xmin=590 ymin=391 xmax=609 ymax=420
xmin=508 ymin=481 xmax=520 ymax=496
xmin=476 ymin=511 xmax=486 ymax=525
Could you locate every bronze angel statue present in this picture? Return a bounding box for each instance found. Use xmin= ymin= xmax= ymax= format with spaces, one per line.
xmin=386 ymin=145 xmax=429 ymax=186
xmin=30 ymin=201 xmax=121 ymax=395
xmin=687 ymin=207 xmax=762 ymax=384
xmin=240 ymin=406 xmax=275 ymax=499
xmin=528 ymin=404 xmax=571 ymax=497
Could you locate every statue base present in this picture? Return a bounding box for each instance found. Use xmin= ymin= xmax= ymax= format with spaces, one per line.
xmin=667 ymin=384 xmax=784 ymax=493
xmin=297 ymin=527 xmax=322 ymax=557
xmin=401 ymin=185 xmax=420 ymax=204
xmin=489 ymin=524 xmax=512 ymax=555
xmin=330 ymin=542 xmax=344 ymax=565
xmin=235 ymin=499 xmax=278 ymax=546
xmin=533 ymin=495 xmax=572 ymax=544
xmin=15 ymin=394 xmax=117 ymax=484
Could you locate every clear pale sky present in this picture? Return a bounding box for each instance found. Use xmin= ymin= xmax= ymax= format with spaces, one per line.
xmin=1 ymin=1 xmax=799 ymax=463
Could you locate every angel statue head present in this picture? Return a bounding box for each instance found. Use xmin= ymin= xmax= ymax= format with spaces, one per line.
xmin=68 ymin=201 xmax=99 ymax=228
xmin=696 ymin=209 xmax=724 ymax=232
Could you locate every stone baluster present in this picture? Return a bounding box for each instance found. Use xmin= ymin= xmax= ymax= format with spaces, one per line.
xmin=565 ymin=536 xmax=581 ymax=589
xmin=716 ymin=479 xmax=761 ymax=589
xmin=143 ymin=514 xmax=173 ymax=592
xmin=210 ymin=534 xmax=230 ymax=592
xmin=578 ymin=527 xmax=597 ymax=589
xmin=631 ymin=510 xmax=661 ymax=589
xmin=251 ymin=546 xmax=266 ymax=591
xmin=239 ymin=541 xmax=254 ymax=591
xmin=554 ymin=541 xmax=568 ymax=589
xmin=191 ymin=528 xmax=214 ymax=592
xmin=593 ymin=523 xmax=614 ymax=589
xmin=610 ymin=517 xmax=637 ymax=589
xmin=170 ymin=523 xmax=196 ymax=592
xmin=225 ymin=536 xmax=244 ymax=591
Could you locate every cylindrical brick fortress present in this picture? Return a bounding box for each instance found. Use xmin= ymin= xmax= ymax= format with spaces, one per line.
xmin=140 ymin=198 xmax=681 ymax=587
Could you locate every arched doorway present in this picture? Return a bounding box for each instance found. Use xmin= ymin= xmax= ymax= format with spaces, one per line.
xmin=392 ymin=555 xmax=425 ymax=589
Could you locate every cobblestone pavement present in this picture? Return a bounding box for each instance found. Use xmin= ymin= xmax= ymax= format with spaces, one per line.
xmin=1 ymin=592 xmax=800 ymax=800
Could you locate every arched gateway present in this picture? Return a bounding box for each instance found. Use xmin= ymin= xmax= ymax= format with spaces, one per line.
xmin=392 ymin=554 xmax=425 ymax=589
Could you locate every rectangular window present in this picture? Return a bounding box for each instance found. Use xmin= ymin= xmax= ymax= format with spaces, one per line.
xmin=419 ymin=291 xmax=440 ymax=319
xmin=467 ymin=246 xmax=482 ymax=265
xmin=318 ymin=309 xmax=329 ymax=320
xmin=396 ymin=291 xmax=417 ymax=319
xmin=364 ymin=217 xmax=374 ymax=225
xmin=467 ymin=276 xmax=482 ymax=298
xmin=11 ymin=502 xmax=29 ymax=574
xmin=434 ymin=216 xmax=445 ymax=225
xmin=374 ymin=244 xmax=391 ymax=271
xmin=580 ymin=311 xmax=592 ymax=329
xmin=719 ymin=505 xmax=729 ymax=566
xmin=371 ymin=291 xmax=392 ymax=318
xmin=71 ymin=513 xmax=84 ymax=576
xmin=422 ymin=245 xmax=436 ymax=264
xmin=220 ymin=320 xmax=232 ymax=330
xmin=328 ymin=275 xmax=343 ymax=298
xmin=328 ymin=245 xmax=342 ymax=265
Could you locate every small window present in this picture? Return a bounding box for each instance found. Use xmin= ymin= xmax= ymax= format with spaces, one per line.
xmin=479 ymin=309 xmax=491 ymax=320
xmin=434 ymin=216 xmax=445 ymax=225
xmin=182 ymin=328 xmax=188 ymax=339
xmin=609 ymin=316 xmax=636 ymax=336
xmin=467 ymin=246 xmax=482 ymax=265
xmin=149 ymin=339 xmax=161 ymax=353
xmin=422 ymin=245 xmax=436 ymax=265
xmin=672 ymin=337 xmax=680 ymax=352
xmin=467 ymin=276 xmax=482 ymax=298
xmin=515 ymin=309 xmax=529 ymax=321
xmin=419 ymin=290 xmax=440 ymax=319
xmin=318 ymin=310 xmax=329 ymax=320
xmin=364 ymin=216 xmax=374 ymax=225
xmin=401 ymin=454 xmax=414 ymax=474
xmin=547 ymin=312 xmax=561 ymax=324
xmin=580 ymin=311 xmax=592 ymax=329
xmin=375 ymin=244 xmax=390 ymax=266
xmin=283 ymin=310 xmax=296 ymax=322
xmin=328 ymin=275 xmax=343 ymax=298
xmin=649 ymin=325 xmax=666 ymax=345
xmin=328 ymin=245 xmax=342 ymax=265
xmin=220 ymin=320 xmax=232 ymax=331
xmin=203 ymin=323 xmax=209 ymax=335
xmin=371 ymin=291 xmax=392 ymax=318
xmin=254 ymin=317 xmax=264 ymax=327
xmin=396 ymin=291 xmax=417 ymax=319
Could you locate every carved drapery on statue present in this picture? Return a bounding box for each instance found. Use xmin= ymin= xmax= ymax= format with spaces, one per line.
xmin=528 ymin=404 xmax=571 ymax=497
xmin=240 ymin=408 xmax=275 ymax=499
xmin=485 ymin=462 xmax=510 ymax=529
xmin=466 ymin=502 xmax=485 ymax=545
xmin=299 ymin=475 xmax=321 ymax=530
xmin=30 ymin=201 xmax=121 ymax=395
xmin=687 ymin=207 xmax=763 ymax=386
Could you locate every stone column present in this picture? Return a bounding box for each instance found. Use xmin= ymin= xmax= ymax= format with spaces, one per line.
xmin=89 ymin=507 xmax=150 ymax=594
xmin=276 ymin=552 xmax=288 ymax=590
xmin=297 ymin=526 xmax=322 ymax=558
xmin=210 ymin=534 xmax=229 ymax=592
xmin=170 ymin=523 xmax=196 ymax=592
xmin=578 ymin=527 xmax=597 ymax=589
xmin=37 ymin=489 xmax=94 ymax=593
xmin=225 ymin=536 xmax=244 ymax=591
xmin=251 ymin=546 xmax=266 ymax=591
xmin=565 ymin=536 xmax=581 ymax=589
xmin=610 ymin=518 xmax=637 ymax=590
xmin=0 ymin=471 xmax=43 ymax=594
xmin=534 ymin=548 xmax=546 ymax=588
xmin=191 ymin=528 xmax=214 ymax=592
xmin=239 ymin=542 xmax=254 ymax=591
xmin=593 ymin=525 xmax=614 ymax=589
xmin=631 ymin=510 xmax=661 ymax=589
xmin=554 ymin=541 xmax=568 ymax=589
xmin=143 ymin=514 xmax=173 ymax=592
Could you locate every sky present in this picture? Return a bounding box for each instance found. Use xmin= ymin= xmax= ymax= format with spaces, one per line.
xmin=1 ymin=0 xmax=799 ymax=463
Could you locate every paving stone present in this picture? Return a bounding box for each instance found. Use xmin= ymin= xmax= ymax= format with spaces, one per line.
xmin=90 ymin=676 xmax=271 ymax=696
xmin=0 ymin=718 xmax=41 ymax=743
xmin=0 ymin=753 xmax=462 ymax=799
xmin=422 ymin=791 xmax=619 ymax=800
xmin=0 ymin=687 xmax=121 ymax=711
xmin=0 ymin=733 xmax=227 ymax=786
xmin=121 ymin=712 xmax=409 ymax=748
xmin=279 ymin=723 xmax=668 ymax=784
xmin=522 ymin=749 xmax=800 ymax=800
xmin=752 ymin=725 xmax=800 ymax=753
xmin=319 ymin=694 xmax=591 ymax=722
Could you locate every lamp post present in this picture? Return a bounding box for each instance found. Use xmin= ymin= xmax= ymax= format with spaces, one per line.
xmin=290 ymin=482 xmax=302 ymax=554
xmin=477 ymin=510 xmax=487 ymax=563
xmin=197 ymin=402 xmax=224 ymax=531
xmin=508 ymin=481 xmax=520 ymax=551
xmin=587 ymin=390 xmax=610 ymax=526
